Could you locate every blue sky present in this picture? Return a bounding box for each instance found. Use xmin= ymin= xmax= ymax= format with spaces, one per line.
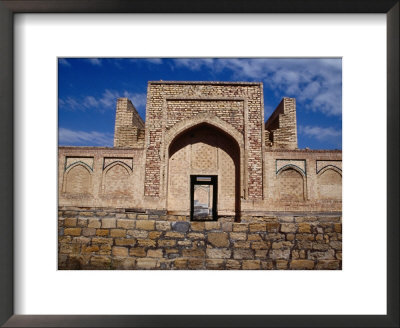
xmin=58 ymin=58 xmax=342 ymax=149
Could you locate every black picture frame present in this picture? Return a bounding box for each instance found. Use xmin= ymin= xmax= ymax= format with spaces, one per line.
xmin=0 ymin=1 xmax=398 ymax=327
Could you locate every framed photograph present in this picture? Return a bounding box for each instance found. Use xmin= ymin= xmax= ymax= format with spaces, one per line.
xmin=1 ymin=1 xmax=398 ymax=327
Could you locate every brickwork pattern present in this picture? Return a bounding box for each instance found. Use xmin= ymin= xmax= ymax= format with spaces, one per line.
xmin=103 ymin=164 xmax=131 ymax=195
xmin=167 ymin=124 xmax=238 ymax=214
xmin=58 ymin=208 xmax=342 ymax=270
xmin=318 ymin=169 xmax=342 ymax=200
xmin=144 ymin=82 xmax=264 ymax=200
xmin=114 ymin=98 xmax=145 ymax=148
xmin=65 ymin=165 xmax=92 ymax=194
xmin=265 ymin=98 xmax=298 ymax=149
xmin=278 ymin=168 xmax=305 ymax=201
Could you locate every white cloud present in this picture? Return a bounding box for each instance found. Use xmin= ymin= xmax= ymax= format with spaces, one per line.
xmin=59 ymin=58 xmax=71 ymax=67
xmin=299 ymin=125 xmax=342 ymax=141
xmin=59 ymin=90 xmax=147 ymax=112
xmin=87 ymin=58 xmax=102 ymax=66
xmin=59 ymin=128 xmax=113 ymax=146
xmin=170 ymin=58 xmax=342 ymax=116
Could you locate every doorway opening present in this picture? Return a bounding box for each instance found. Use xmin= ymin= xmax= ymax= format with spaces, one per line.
xmin=190 ymin=175 xmax=217 ymax=221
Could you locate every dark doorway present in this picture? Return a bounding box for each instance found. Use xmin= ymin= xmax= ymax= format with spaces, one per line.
xmin=190 ymin=175 xmax=217 ymax=221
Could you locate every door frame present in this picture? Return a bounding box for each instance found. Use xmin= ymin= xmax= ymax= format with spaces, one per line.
xmin=190 ymin=175 xmax=218 ymax=221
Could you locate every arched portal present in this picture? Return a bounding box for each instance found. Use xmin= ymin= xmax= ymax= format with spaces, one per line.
xmin=167 ymin=123 xmax=240 ymax=217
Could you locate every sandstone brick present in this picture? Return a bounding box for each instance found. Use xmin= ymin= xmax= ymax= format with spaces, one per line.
xmin=156 ymin=221 xmax=171 ymax=231
xmin=64 ymin=218 xmax=77 ymax=227
xmin=269 ymin=249 xmax=290 ymax=260
xmin=102 ymin=218 xmax=116 ymax=228
xmin=254 ymin=250 xmax=268 ymax=258
xmin=158 ymin=239 xmax=176 ymax=247
xmin=82 ymin=245 xmax=100 ymax=253
xmin=96 ymin=229 xmax=109 ymax=236
xmin=127 ymin=230 xmax=148 ymax=239
xmin=165 ymin=231 xmax=185 ymax=239
xmin=330 ymin=241 xmax=342 ymax=250
xmin=280 ymin=223 xmax=297 ymax=233
xmin=207 ymin=232 xmax=229 ymax=247
xmin=99 ymin=244 xmax=112 ymax=255
xmin=129 ymin=247 xmax=146 ymax=257
xmin=136 ymin=258 xmax=157 ymax=269
xmin=290 ymin=260 xmax=315 ymax=270
xmin=233 ymin=223 xmax=248 ymax=232
xmin=117 ymin=219 xmax=135 ymax=229
xmin=137 ymin=239 xmax=156 ymax=247
xmin=265 ymin=222 xmax=279 ymax=232
xmin=59 ymin=243 xmax=80 ymax=254
xmin=110 ymin=229 xmax=126 ymax=238
xmin=206 ymin=259 xmax=225 ymax=269
xmin=112 ymin=257 xmax=136 ymax=270
xmin=298 ymin=223 xmax=311 ymax=233
xmin=58 ymin=236 xmax=72 ymax=243
xmin=148 ymin=231 xmax=162 ymax=239
xmin=82 ymin=228 xmax=96 ymax=236
xmin=137 ymin=214 xmax=149 ymax=220
xmin=251 ymin=241 xmax=270 ymax=250
xmin=136 ymin=220 xmax=155 ymax=230
xmin=174 ymin=258 xmax=187 ymax=269
xmin=115 ymin=238 xmax=136 ymax=246
xmin=147 ymin=249 xmax=163 ymax=258
xmin=205 ymin=222 xmax=220 ymax=230
xmin=242 ymin=260 xmax=261 ymax=270
xmin=233 ymin=241 xmax=251 ymax=248
xmin=187 ymin=233 xmax=205 ymax=239
xmin=188 ymin=258 xmax=204 ymax=269
xmin=206 ymin=248 xmax=231 ymax=259
xmin=230 ymin=232 xmax=247 ymax=240
xmin=276 ymin=260 xmax=288 ymax=269
xmin=88 ymin=218 xmax=101 ymax=228
xmin=90 ymin=256 xmax=111 ymax=268
xmin=226 ymin=259 xmax=241 ymax=269
xmin=233 ymin=249 xmax=253 ymax=260
xmin=72 ymin=236 xmax=91 ymax=244
xmin=91 ymin=237 xmax=113 ymax=245
xmin=261 ymin=261 xmax=274 ymax=269
xmin=64 ymin=228 xmax=81 ymax=236
xmin=182 ymin=249 xmax=205 ymax=257
xmin=190 ymin=221 xmax=205 ymax=231
xmin=221 ymin=222 xmax=233 ymax=232
xmin=247 ymin=234 xmax=262 ymax=241
xmin=178 ymin=240 xmax=192 ymax=246
xmin=112 ymin=246 xmax=128 ymax=257
xmin=334 ymin=223 xmax=342 ymax=233
xmin=249 ymin=223 xmax=267 ymax=232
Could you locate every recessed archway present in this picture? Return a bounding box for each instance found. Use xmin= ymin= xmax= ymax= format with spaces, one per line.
xmin=167 ymin=123 xmax=240 ymax=218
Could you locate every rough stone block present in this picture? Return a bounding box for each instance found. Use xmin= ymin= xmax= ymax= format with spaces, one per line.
xmin=112 ymin=246 xmax=128 ymax=257
xmin=102 ymin=218 xmax=116 ymax=229
xmin=64 ymin=218 xmax=77 ymax=227
xmin=290 ymin=260 xmax=315 ymax=270
xmin=64 ymin=228 xmax=81 ymax=236
xmin=136 ymin=220 xmax=155 ymax=230
xmin=208 ymin=232 xmax=229 ymax=247
xmin=117 ymin=219 xmax=135 ymax=229
xmin=206 ymin=248 xmax=231 ymax=259
xmin=242 ymin=260 xmax=261 ymax=270
xmin=136 ymin=258 xmax=157 ymax=269
xmin=147 ymin=249 xmax=163 ymax=258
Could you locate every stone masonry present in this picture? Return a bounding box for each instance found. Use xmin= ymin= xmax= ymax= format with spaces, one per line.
xmin=59 ymin=207 xmax=342 ymax=270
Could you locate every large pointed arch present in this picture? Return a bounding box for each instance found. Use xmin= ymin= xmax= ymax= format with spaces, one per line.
xmin=163 ymin=113 xmax=246 ymax=203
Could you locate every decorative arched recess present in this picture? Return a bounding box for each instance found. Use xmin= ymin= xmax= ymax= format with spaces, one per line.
xmin=276 ymin=166 xmax=306 ymax=201
xmin=102 ymin=162 xmax=132 ymax=196
xmin=63 ymin=163 xmax=92 ymax=194
xmin=163 ymin=113 xmax=246 ymax=200
xmin=317 ymin=167 xmax=342 ymax=200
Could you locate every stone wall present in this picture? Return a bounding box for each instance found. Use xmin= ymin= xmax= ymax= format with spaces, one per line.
xmin=58 ymin=207 xmax=342 ymax=270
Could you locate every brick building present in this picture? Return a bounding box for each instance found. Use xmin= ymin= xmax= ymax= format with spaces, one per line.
xmin=58 ymin=81 xmax=342 ymax=270
xmin=59 ymin=81 xmax=342 ymax=217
